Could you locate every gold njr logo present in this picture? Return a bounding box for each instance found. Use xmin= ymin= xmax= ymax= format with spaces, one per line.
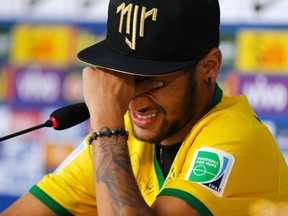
xmin=116 ymin=3 xmax=158 ymax=50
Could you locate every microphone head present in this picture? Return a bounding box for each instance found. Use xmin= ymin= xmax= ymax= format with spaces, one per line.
xmin=49 ymin=103 xmax=90 ymax=130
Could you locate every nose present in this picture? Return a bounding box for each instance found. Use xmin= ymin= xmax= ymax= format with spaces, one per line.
xmin=128 ymin=95 xmax=151 ymax=111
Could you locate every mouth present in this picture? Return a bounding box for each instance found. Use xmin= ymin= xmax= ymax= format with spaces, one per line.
xmin=130 ymin=111 xmax=159 ymax=128
xmin=135 ymin=112 xmax=156 ymax=119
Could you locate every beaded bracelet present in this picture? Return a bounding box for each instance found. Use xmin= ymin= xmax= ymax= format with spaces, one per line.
xmin=88 ymin=127 xmax=129 ymax=144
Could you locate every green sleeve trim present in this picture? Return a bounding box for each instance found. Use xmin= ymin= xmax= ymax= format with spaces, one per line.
xmin=29 ymin=185 xmax=74 ymax=216
xmin=159 ymin=188 xmax=213 ymax=216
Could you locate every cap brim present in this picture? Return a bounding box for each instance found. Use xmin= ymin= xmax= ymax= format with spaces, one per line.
xmin=77 ymin=40 xmax=197 ymax=76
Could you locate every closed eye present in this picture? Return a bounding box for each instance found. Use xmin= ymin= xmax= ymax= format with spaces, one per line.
xmin=134 ymin=76 xmax=152 ymax=83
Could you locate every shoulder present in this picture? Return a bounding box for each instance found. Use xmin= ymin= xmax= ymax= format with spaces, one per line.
xmin=197 ymin=94 xmax=273 ymax=144
xmin=183 ymin=94 xmax=280 ymax=178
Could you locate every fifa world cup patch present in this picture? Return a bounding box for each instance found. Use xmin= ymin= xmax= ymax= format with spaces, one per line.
xmin=185 ymin=147 xmax=235 ymax=197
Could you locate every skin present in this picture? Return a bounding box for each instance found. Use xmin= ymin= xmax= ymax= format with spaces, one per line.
xmin=130 ymin=65 xmax=210 ymax=145
xmin=1 ymin=47 xmax=222 ymax=216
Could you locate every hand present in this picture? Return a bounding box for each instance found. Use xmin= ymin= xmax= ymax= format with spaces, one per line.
xmin=82 ymin=67 xmax=134 ymax=128
xmin=82 ymin=67 xmax=164 ymax=129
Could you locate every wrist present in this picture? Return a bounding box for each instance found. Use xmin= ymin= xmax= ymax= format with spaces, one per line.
xmin=88 ymin=127 xmax=129 ymax=144
xmin=89 ymin=110 xmax=126 ymax=131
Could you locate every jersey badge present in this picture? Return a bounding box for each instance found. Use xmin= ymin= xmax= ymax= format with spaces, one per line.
xmin=185 ymin=147 xmax=235 ymax=197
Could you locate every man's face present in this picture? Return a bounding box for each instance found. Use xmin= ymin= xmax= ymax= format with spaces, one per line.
xmin=128 ymin=68 xmax=199 ymax=145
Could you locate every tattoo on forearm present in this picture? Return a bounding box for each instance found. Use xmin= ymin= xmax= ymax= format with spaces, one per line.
xmin=94 ymin=135 xmax=150 ymax=215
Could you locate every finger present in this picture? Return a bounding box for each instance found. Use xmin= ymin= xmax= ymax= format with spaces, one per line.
xmin=135 ymin=80 xmax=164 ymax=96
xmin=97 ymin=67 xmax=135 ymax=86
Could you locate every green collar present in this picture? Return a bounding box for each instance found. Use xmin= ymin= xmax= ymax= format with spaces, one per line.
xmin=210 ymin=83 xmax=223 ymax=109
xmin=154 ymin=83 xmax=223 ymax=189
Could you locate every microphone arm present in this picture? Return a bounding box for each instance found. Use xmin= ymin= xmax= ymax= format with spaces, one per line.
xmin=0 ymin=120 xmax=53 ymax=142
xmin=0 ymin=103 xmax=90 ymax=142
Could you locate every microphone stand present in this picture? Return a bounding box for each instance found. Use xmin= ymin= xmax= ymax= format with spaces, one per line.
xmin=0 ymin=120 xmax=53 ymax=142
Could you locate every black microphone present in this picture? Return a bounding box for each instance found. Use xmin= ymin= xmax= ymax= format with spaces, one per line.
xmin=0 ymin=103 xmax=90 ymax=142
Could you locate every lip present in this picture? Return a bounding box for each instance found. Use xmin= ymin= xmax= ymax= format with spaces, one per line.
xmin=130 ymin=111 xmax=159 ymax=128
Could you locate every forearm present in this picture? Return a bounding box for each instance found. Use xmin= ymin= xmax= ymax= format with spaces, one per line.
xmin=91 ymin=131 xmax=153 ymax=216
xmin=82 ymin=67 xmax=160 ymax=215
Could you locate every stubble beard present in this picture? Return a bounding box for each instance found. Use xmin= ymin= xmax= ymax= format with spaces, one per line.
xmin=131 ymin=84 xmax=198 ymax=144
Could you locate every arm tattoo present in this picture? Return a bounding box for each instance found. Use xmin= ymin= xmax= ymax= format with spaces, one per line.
xmin=94 ymin=135 xmax=151 ymax=215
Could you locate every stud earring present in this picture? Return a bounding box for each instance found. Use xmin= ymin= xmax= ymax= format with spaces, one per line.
xmin=208 ymin=74 xmax=215 ymax=87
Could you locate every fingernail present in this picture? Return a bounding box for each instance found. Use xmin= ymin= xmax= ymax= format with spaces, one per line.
xmin=154 ymin=81 xmax=164 ymax=88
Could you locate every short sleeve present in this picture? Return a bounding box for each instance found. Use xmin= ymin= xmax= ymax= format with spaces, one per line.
xmin=30 ymin=138 xmax=98 ymax=216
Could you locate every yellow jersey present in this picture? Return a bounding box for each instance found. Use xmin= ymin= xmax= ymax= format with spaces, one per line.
xmin=30 ymin=86 xmax=288 ymax=215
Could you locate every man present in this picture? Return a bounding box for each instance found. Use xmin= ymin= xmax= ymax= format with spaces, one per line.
xmin=2 ymin=0 xmax=288 ymax=215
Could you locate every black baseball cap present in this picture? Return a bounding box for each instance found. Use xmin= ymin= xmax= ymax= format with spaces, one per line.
xmin=77 ymin=0 xmax=220 ymax=76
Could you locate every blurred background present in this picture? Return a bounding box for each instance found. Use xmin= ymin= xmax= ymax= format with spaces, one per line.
xmin=0 ymin=0 xmax=288 ymax=211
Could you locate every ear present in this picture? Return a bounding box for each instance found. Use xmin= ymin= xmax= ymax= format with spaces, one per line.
xmin=200 ymin=48 xmax=222 ymax=80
